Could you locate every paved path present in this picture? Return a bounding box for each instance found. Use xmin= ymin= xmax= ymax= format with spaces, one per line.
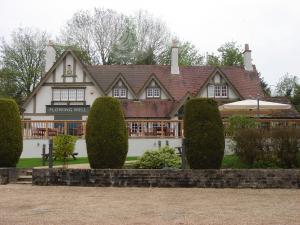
xmin=0 ymin=184 xmax=299 ymax=225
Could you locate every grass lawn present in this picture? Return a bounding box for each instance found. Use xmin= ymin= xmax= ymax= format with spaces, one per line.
xmin=221 ymin=155 xmax=248 ymax=169
xmin=17 ymin=154 xmax=299 ymax=169
xmin=17 ymin=156 xmax=138 ymax=168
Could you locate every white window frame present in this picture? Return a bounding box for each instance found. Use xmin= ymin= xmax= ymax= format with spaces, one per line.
xmin=153 ymin=88 xmax=160 ymax=98
xmin=52 ymin=88 xmax=85 ymax=102
xmin=208 ymin=85 xmax=215 ymax=98
xmin=113 ymin=88 xmax=120 ymax=98
xmin=208 ymin=84 xmax=228 ymax=98
xmin=119 ymin=88 xmax=127 ymax=98
xmin=113 ymin=88 xmax=127 ymax=98
xmin=68 ymin=89 xmax=77 ymax=101
xmin=53 ymin=89 xmax=61 ymax=101
xmin=221 ymin=85 xmax=228 ymax=97
xmin=147 ymin=87 xmax=160 ymax=98
xmin=146 ymin=88 xmax=154 ymax=98
xmin=76 ymin=89 xmax=85 ymax=101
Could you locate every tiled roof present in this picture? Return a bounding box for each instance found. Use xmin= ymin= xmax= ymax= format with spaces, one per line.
xmin=121 ymin=100 xmax=174 ymax=118
xmin=86 ymin=65 xmax=264 ymax=101
xmin=261 ymin=97 xmax=300 ymax=118
xmin=85 ymin=64 xmax=271 ymax=118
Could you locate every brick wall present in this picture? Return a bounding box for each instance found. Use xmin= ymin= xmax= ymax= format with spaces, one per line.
xmin=33 ymin=169 xmax=300 ymax=188
xmin=0 ymin=168 xmax=18 ymax=184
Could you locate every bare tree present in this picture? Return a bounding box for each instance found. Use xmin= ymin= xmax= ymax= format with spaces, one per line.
xmin=0 ymin=27 xmax=48 ymax=97
xmin=59 ymin=10 xmax=95 ymax=62
xmin=59 ymin=8 xmax=127 ymax=65
xmin=133 ymin=10 xmax=171 ymax=63
xmin=59 ymin=8 xmax=172 ymax=65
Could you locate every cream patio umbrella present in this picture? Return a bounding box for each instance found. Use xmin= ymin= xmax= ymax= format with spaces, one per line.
xmin=218 ymin=99 xmax=291 ymax=111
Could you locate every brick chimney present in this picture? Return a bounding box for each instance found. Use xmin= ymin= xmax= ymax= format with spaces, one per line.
xmin=45 ymin=40 xmax=56 ymax=73
xmin=243 ymin=44 xmax=254 ymax=71
xmin=171 ymin=41 xmax=180 ymax=75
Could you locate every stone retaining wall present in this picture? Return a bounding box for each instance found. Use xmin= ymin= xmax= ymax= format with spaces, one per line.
xmin=0 ymin=168 xmax=18 ymax=184
xmin=33 ymin=169 xmax=300 ymax=188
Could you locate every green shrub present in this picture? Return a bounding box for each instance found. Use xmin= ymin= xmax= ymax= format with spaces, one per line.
xmin=184 ymin=98 xmax=225 ymax=169
xmin=234 ymin=127 xmax=300 ymax=168
xmin=226 ymin=115 xmax=256 ymax=137
xmin=135 ymin=146 xmax=181 ymax=169
xmin=86 ymin=97 xmax=128 ymax=169
xmin=234 ymin=128 xmax=266 ymax=166
xmin=271 ymin=128 xmax=300 ymax=168
xmin=53 ymin=135 xmax=77 ymax=161
xmin=0 ymin=98 xmax=22 ymax=167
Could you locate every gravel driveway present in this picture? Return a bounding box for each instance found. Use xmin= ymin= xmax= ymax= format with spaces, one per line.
xmin=0 ymin=184 xmax=299 ymax=225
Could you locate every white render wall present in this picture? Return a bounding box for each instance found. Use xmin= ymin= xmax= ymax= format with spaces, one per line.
xmin=22 ymin=138 xmax=233 ymax=158
xmin=22 ymin=138 xmax=182 ymax=158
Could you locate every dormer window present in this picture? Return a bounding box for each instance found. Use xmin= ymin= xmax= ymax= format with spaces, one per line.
xmin=147 ymin=87 xmax=160 ymax=98
xmin=113 ymin=81 xmax=127 ymax=98
xmin=146 ymin=80 xmax=161 ymax=99
xmin=208 ymin=84 xmax=228 ymax=98
xmin=113 ymin=87 xmax=127 ymax=98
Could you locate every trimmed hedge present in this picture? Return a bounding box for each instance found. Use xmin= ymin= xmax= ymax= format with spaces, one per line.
xmin=184 ymin=98 xmax=224 ymax=169
xmin=0 ymin=98 xmax=22 ymax=167
xmin=86 ymin=97 xmax=128 ymax=169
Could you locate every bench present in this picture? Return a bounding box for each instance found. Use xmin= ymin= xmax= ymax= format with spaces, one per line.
xmin=42 ymin=152 xmax=79 ymax=161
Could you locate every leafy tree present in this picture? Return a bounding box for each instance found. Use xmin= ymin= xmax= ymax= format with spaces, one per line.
xmin=218 ymin=42 xmax=244 ymax=66
xmin=258 ymin=73 xmax=271 ymax=96
xmin=226 ymin=115 xmax=257 ymax=137
xmin=159 ymin=40 xmax=204 ymax=66
xmin=135 ymin=46 xmax=156 ymax=65
xmin=206 ymin=53 xmax=221 ymax=66
xmin=206 ymin=42 xmax=243 ymax=66
xmin=60 ymin=8 xmax=127 ymax=65
xmin=108 ymin=19 xmax=138 ymax=64
xmin=0 ymin=68 xmax=22 ymax=104
xmin=275 ymin=73 xmax=298 ymax=97
xmin=291 ymin=84 xmax=300 ymax=112
xmin=0 ymin=27 xmax=48 ymax=97
xmin=184 ymin=98 xmax=225 ymax=169
xmin=53 ymin=43 xmax=92 ymax=64
xmin=0 ymin=98 xmax=23 ymax=167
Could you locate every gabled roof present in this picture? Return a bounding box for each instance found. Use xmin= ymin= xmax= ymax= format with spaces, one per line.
xmin=86 ymin=64 xmax=264 ymax=101
xmin=23 ymin=49 xmax=104 ymax=108
xmin=197 ymin=67 xmax=243 ymax=99
xmin=105 ymin=73 xmax=136 ymax=98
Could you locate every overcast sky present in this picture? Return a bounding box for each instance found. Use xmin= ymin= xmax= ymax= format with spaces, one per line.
xmin=1 ymin=0 xmax=300 ymax=87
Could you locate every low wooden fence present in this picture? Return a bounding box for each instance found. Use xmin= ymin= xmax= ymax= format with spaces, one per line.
xmin=21 ymin=118 xmax=300 ymax=139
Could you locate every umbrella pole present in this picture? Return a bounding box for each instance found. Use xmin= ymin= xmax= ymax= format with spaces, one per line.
xmin=257 ymin=98 xmax=260 ymax=118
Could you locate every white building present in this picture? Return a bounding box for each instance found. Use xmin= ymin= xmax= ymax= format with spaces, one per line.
xmin=21 ymin=44 xmax=276 ymax=158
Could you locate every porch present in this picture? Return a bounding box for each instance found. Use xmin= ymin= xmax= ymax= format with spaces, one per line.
xmin=21 ymin=120 xmax=184 ymax=139
xmin=21 ymin=118 xmax=300 ymax=139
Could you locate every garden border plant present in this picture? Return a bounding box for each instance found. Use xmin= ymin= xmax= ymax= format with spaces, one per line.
xmin=184 ymin=98 xmax=225 ymax=169
xmin=0 ymin=98 xmax=22 ymax=167
xmin=86 ymin=97 xmax=128 ymax=169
